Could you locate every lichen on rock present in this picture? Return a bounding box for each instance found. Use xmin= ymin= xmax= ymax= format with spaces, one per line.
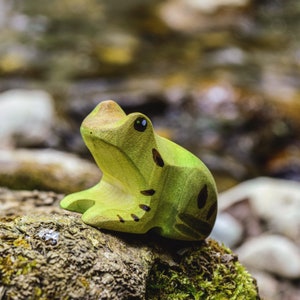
xmin=0 ymin=214 xmax=153 ymax=300
xmin=0 ymin=189 xmax=260 ymax=300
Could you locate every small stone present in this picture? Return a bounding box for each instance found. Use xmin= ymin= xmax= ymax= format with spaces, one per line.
xmin=181 ymin=0 xmax=250 ymax=14
xmin=210 ymin=212 xmax=243 ymax=247
xmin=249 ymin=178 xmax=300 ymax=241
xmin=218 ymin=177 xmax=300 ymax=241
xmin=102 ymin=273 xmax=115 ymax=285
xmin=250 ymin=271 xmax=279 ymax=300
xmin=159 ymin=0 xmax=250 ymax=33
xmin=0 ymin=89 xmax=56 ymax=148
xmin=237 ymin=235 xmax=300 ymax=279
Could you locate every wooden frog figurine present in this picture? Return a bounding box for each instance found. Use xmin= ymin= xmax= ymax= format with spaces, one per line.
xmin=60 ymin=100 xmax=218 ymax=241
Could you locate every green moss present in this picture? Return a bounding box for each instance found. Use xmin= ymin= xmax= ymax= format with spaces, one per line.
xmin=146 ymin=239 xmax=260 ymax=300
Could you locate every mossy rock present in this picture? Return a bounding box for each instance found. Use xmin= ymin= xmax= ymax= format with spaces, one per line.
xmin=0 ymin=189 xmax=260 ymax=300
xmin=146 ymin=240 xmax=259 ymax=300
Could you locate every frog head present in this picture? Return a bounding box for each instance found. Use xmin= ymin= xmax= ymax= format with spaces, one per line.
xmin=80 ymin=100 xmax=157 ymax=193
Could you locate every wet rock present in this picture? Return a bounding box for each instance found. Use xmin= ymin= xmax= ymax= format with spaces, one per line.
xmin=0 ymin=149 xmax=101 ymax=193
xmin=0 ymin=89 xmax=56 ymax=148
xmin=236 ymin=235 xmax=300 ymax=279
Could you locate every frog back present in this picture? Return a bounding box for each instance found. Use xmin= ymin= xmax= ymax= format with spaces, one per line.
xmin=150 ymin=135 xmax=218 ymax=240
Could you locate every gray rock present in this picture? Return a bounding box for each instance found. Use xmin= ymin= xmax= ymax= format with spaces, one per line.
xmin=250 ymin=271 xmax=279 ymax=300
xmin=0 ymin=89 xmax=56 ymax=148
xmin=0 ymin=149 xmax=101 ymax=193
xmin=210 ymin=212 xmax=243 ymax=247
xmin=218 ymin=177 xmax=300 ymax=241
xmin=249 ymin=178 xmax=300 ymax=241
xmin=236 ymin=235 xmax=300 ymax=279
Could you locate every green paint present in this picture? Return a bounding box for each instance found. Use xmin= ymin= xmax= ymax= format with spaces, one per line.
xmin=60 ymin=100 xmax=218 ymax=240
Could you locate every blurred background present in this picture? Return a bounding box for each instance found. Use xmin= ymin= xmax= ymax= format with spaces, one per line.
xmin=1 ymin=0 xmax=299 ymax=190
xmin=0 ymin=1 xmax=300 ymax=298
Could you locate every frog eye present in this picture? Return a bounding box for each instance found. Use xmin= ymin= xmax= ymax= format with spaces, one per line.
xmin=134 ymin=117 xmax=147 ymax=132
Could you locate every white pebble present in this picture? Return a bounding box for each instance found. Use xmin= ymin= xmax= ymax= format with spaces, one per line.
xmin=250 ymin=270 xmax=279 ymax=300
xmin=210 ymin=212 xmax=243 ymax=247
xmin=0 ymin=89 xmax=56 ymax=148
xmin=236 ymin=235 xmax=300 ymax=279
xmin=218 ymin=177 xmax=300 ymax=241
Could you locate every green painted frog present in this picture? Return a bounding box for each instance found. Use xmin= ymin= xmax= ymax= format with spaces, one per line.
xmin=60 ymin=100 xmax=217 ymax=241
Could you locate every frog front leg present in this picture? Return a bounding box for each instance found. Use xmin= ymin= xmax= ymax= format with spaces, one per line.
xmin=61 ymin=180 xmax=154 ymax=234
xmin=60 ymin=184 xmax=101 ymax=214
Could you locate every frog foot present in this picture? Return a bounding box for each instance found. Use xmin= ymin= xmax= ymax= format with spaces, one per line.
xmin=60 ymin=190 xmax=96 ymax=214
xmin=60 ymin=187 xmax=153 ymax=234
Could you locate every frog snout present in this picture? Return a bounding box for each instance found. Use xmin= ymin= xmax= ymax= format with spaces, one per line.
xmin=82 ymin=100 xmax=126 ymax=129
